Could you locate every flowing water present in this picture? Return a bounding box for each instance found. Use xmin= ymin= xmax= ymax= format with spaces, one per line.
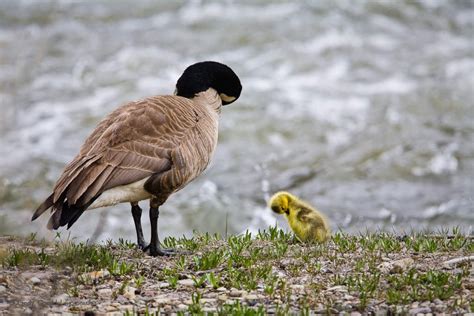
xmin=0 ymin=0 xmax=473 ymax=242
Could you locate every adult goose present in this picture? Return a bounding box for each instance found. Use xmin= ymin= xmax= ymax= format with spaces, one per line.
xmin=32 ymin=61 xmax=242 ymax=256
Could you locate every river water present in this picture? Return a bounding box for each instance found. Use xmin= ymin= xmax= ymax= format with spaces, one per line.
xmin=0 ymin=0 xmax=473 ymax=241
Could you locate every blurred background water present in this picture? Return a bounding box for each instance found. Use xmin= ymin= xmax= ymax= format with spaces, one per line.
xmin=0 ymin=0 xmax=473 ymax=242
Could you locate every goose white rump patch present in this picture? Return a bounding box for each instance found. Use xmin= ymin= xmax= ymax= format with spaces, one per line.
xmin=89 ymin=177 xmax=152 ymax=209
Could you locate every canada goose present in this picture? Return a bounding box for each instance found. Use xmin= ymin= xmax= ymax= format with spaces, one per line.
xmin=269 ymin=191 xmax=330 ymax=243
xmin=32 ymin=61 xmax=242 ymax=256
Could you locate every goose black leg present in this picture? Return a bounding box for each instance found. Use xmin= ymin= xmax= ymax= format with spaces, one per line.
xmin=146 ymin=197 xmax=175 ymax=256
xmin=131 ymin=202 xmax=146 ymax=250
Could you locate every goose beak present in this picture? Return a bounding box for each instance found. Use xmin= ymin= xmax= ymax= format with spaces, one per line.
xmin=220 ymin=93 xmax=237 ymax=105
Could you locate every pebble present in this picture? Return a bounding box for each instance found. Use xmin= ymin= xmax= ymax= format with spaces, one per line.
xmin=326 ymin=285 xmax=348 ymax=292
xmin=229 ymin=289 xmax=245 ymax=297
xmin=178 ymin=279 xmax=195 ymax=287
xmin=159 ymin=282 xmax=169 ymax=288
xmin=52 ymin=293 xmax=69 ymax=305
xmin=200 ymin=298 xmax=216 ymax=304
xmin=433 ymin=299 xmax=443 ymax=305
xmin=119 ymin=305 xmax=135 ymax=312
xmin=245 ymin=294 xmax=258 ymax=301
xmin=350 ymin=312 xmax=362 ymax=316
xmin=29 ymin=277 xmax=41 ymax=285
xmin=0 ymin=285 xmax=6 ymax=293
xmin=343 ymin=294 xmax=355 ymax=301
xmin=0 ymin=303 xmax=9 ymax=310
xmin=409 ymin=307 xmax=431 ymax=315
xmin=124 ymin=286 xmax=136 ymax=300
xmin=98 ymin=288 xmax=113 ymax=298
xmin=106 ymin=305 xmax=117 ymax=312
xmin=177 ymin=304 xmax=187 ymax=310
xmin=216 ymin=287 xmax=227 ymax=292
xmin=155 ymin=298 xmax=171 ymax=305
xmin=218 ymin=294 xmax=228 ymax=301
xmin=379 ymin=258 xmax=414 ymax=274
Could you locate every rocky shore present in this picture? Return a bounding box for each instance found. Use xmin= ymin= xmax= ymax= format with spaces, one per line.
xmin=0 ymin=229 xmax=472 ymax=315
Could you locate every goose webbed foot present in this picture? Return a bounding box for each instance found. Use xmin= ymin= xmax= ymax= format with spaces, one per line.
xmin=142 ymin=243 xmax=177 ymax=256
xmin=137 ymin=240 xmax=147 ymax=251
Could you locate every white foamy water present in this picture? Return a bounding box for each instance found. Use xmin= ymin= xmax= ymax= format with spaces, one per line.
xmin=0 ymin=0 xmax=473 ymax=241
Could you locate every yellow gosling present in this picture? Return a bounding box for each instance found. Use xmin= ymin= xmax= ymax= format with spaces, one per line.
xmin=269 ymin=191 xmax=330 ymax=243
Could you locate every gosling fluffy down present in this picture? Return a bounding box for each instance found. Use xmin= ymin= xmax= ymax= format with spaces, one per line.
xmin=269 ymin=191 xmax=330 ymax=243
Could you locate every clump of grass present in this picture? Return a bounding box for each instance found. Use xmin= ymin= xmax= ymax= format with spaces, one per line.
xmin=217 ymin=300 xmax=266 ymax=315
xmin=1 ymin=238 xmax=136 ymax=275
xmin=386 ymin=268 xmax=466 ymax=304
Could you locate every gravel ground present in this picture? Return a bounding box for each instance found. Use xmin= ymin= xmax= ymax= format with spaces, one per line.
xmin=0 ymin=234 xmax=472 ymax=315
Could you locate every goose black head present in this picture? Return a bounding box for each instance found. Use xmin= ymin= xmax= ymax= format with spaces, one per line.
xmin=176 ymin=61 xmax=242 ymax=105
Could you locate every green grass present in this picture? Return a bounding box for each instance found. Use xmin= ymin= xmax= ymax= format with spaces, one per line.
xmin=1 ymin=226 xmax=472 ymax=314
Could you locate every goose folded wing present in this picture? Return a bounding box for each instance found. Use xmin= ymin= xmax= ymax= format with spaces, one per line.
xmin=52 ymin=99 xmax=187 ymax=208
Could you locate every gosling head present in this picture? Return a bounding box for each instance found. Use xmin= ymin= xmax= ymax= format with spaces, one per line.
xmin=269 ymin=191 xmax=296 ymax=215
xmin=175 ymin=61 xmax=242 ymax=105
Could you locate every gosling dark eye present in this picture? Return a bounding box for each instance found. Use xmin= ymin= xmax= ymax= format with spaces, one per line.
xmin=284 ymin=209 xmax=290 ymax=215
xmin=271 ymin=205 xmax=280 ymax=213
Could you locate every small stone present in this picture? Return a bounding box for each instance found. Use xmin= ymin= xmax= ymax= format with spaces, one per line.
xmin=433 ymin=299 xmax=443 ymax=305
xmin=52 ymin=293 xmax=69 ymax=305
xmin=229 ymin=289 xmax=244 ymax=297
xmin=159 ymin=282 xmax=169 ymax=288
xmin=124 ymin=286 xmax=136 ymax=300
xmin=350 ymin=312 xmax=362 ymax=316
xmin=178 ymin=279 xmax=195 ymax=287
xmin=0 ymin=285 xmax=6 ymax=293
xmin=177 ymin=304 xmax=187 ymax=310
xmin=120 ymin=305 xmax=135 ymax=312
xmin=29 ymin=277 xmax=41 ymax=285
xmin=420 ymin=301 xmax=430 ymax=307
xmin=245 ymin=294 xmax=258 ymax=301
xmin=98 ymin=288 xmax=113 ymax=298
xmin=409 ymin=307 xmax=431 ymax=315
xmin=81 ymin=270 xmax=110 ymax=281
xmin=216 ymin=287 xmax=227 ymax=292
xmin=326 ymin=285 xmax=348 ymax=292
xmin=0 ymin=303 xmax=10 ymax=310
xmin=106 ymin=305 xmax=117 ymax=312
xmin=379 ymin=258 xmax=414 ymax=274
xmin=218 ymin=294 xmax=228 ymax=301
xmin=200 ymin=298 xmax=217 ymax=304
xmin=155 ymin=298 xmax=171 ymax=305
xmin=343 ymin=294 xmax=355 ymax=301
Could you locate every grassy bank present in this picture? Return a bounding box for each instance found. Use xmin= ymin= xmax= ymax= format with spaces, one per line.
xmin=0 ymin=227 xmax=473 ymax=315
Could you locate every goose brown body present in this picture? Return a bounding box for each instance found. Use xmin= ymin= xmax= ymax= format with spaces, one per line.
xmin=34 ymin=88 xmax=222 ymax=230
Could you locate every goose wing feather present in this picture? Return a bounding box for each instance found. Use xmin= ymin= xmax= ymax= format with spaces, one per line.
xmin=35 ymin=96 xmax=199 ymax=224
